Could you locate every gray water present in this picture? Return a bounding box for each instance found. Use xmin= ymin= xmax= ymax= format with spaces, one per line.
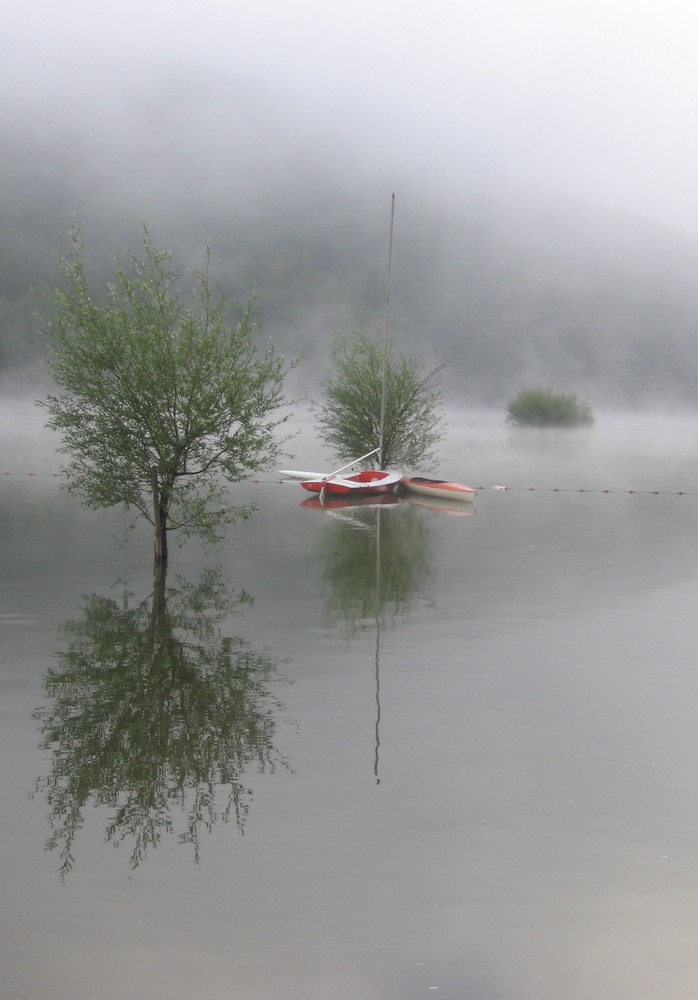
xmin=3 ymin=406 xmax=698 ymax=1000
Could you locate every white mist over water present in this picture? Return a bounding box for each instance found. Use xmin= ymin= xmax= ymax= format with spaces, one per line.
xmin=4 ymin=399 xmax=698 ymax=999
xmin=7 ymin=396 xmax=698 ymax=493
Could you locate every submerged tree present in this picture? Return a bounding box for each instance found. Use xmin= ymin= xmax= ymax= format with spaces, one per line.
xmin=314 ymin=330 xmax=445 ymax=470
xmin=506 ymin=387 xmax=595 ymax=427
xmin=40 ymin=224 xmax=295 ymax=564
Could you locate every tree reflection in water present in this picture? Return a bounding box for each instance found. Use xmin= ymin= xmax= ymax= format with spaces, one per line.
xmin=312 ymin=499 xmax=433 ymax=781
xmin=317 ymin=499 xmax=432 ymax=637
xmin=33 ymin=567 xmax=290 ymax=878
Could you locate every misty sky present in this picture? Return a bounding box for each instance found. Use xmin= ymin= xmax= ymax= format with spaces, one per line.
xmin=5 ymin=0 xmax=698 ymax=238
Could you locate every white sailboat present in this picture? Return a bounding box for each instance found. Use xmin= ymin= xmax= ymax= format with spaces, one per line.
xmin=282 ymin=195 xmax=402 ymax=500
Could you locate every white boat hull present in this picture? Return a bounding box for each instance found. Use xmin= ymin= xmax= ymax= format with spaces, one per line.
xmin=400 ymin=476 xmax=477 ymax=502
xmin=279 ymin=469 xmax=328 ymax=480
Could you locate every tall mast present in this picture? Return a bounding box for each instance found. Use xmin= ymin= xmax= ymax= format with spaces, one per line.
xmin=378 ymin=193 xmax=395 ymax=470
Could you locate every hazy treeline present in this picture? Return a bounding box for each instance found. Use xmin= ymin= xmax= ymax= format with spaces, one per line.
xmin=3 ymin=92 xmax=698 ymax=410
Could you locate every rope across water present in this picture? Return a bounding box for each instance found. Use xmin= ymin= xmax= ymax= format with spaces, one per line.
xmin=5 ymin=470 xmax=698 ymax=496
xmin=484 ymin=485 xmax=698 ymax=496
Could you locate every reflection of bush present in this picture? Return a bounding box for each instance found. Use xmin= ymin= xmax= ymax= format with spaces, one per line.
xmin=33 ymin=568 xmax=290 ymax=878
xmin=320 ymin=505 xmax=432 ymax=638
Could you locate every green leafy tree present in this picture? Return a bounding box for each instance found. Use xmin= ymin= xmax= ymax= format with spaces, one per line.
xmin=506 ymin=387 xmax=595 ymax=427
xmin=314 ymin=330 xmax=445 ymax=470
xmin=40 ymin=224 xmax=295 ymax=564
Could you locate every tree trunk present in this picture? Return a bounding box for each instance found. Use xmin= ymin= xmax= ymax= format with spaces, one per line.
xmin=152 ymin=559 xmax=168 ymax=624
xmin=151 ymin=467 xmax=168 ymax=566
xmin=149 ymin=560 xmax=169 ymax=668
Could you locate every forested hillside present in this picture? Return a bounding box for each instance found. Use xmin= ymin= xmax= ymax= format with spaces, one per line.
xmin=3 ymin=113 xmax=698 ymax=409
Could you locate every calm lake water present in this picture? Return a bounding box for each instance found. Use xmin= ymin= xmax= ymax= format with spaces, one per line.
xmin=3 ymin=404 xmax=698 ymax=999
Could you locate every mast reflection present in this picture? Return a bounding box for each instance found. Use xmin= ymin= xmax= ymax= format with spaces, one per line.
xmin=310 ymin=500 xmax=433 ymax=782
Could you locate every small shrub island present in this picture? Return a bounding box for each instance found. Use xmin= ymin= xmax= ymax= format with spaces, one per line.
xmin=506 ymin=388 xmax=595 ymax=427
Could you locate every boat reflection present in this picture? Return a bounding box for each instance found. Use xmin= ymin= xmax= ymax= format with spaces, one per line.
xmin=300 ymin=494 xmax=400 ymax=511
xmin=302 ymin=492 xmax=474 ymax=517
xmin=402 ymin=493 xmax=476 ymax=516
xmin=317 ymin=502 xmax=431 ymax=633
xmin=33 ymin=567 xmax=290 ymax=878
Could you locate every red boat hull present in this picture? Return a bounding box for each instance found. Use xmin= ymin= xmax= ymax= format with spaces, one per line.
xmin=300 ymin=469 xmax=401 ymax=496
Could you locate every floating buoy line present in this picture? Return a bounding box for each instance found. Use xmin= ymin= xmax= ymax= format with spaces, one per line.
xmin=267 ymin=479 xmax=698 ymax=496
xmin=485 ymin=485 xmax=698 ymax=496
xmin=4 ymin=471 xmax=698 ymax=496
xmin=2 ymin=470 xmax=60 ymax=477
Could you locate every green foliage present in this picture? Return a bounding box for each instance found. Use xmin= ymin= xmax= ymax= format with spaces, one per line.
xmin=506 ymin=387 xmax=595 ymax=427
xmin=33 ymin=569 xmax=289 ymax=876
xmin=319 ymin=503 xmax=432 ymax=640
xmin=40 ymin=224 xmax=295 ymax=560
xmin=314 ymin=330 xmax=445 ymax=470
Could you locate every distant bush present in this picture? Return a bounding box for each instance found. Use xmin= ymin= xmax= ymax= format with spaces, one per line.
xmin=506 ymin=388 xmax=595 ymax=427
